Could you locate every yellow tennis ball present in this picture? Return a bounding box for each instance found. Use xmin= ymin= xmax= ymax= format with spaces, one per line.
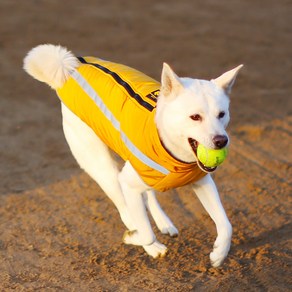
xmin=197 ymin=145 xmax=228 ymax=167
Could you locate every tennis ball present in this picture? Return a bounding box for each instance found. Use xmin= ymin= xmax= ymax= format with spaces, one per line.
xmin=197 ymin=144 xmax=228 ymax=167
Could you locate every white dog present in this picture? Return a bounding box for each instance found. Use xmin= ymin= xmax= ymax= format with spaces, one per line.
xmin=23 ymin=44 xmax=242 ymax=267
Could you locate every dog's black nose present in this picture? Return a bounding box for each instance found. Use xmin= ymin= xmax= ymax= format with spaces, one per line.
xmin=213 ymin=135 xmax=228 ymax=149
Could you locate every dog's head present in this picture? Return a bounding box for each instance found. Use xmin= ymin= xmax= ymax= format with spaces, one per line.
xmin=156 ymin=63 xmax=243 ymax=172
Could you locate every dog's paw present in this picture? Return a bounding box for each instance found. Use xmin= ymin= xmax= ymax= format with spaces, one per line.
xmin=210 ymin=235 xmax=231 ymax=267
xmin=143 ymin=241 xmax=168 ymax=258
xmin=160 ymin=225 xmax=179 ymax=237
xmin=154 ymin=216 xmax=178 ymax=237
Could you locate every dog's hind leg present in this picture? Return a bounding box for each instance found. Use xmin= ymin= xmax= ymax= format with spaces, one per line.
xmin=143 ymin=190 xmax=178 ymax=237
xmin=61 ymin=104 xmax=135 ymax=230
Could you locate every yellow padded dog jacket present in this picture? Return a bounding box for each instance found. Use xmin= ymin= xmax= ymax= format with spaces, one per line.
xmin=57 ymin=57 xmax=206 ymax=191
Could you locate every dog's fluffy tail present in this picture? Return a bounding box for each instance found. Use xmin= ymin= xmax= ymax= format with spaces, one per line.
xmin=23 ymin=44 xmax=79 ymax=89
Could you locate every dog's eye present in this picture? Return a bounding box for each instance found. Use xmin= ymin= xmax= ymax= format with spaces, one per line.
xmin=190 ymin=114 xmax=202 ymax=121
xmin=218 ymin=111 xmax=225 ymax=119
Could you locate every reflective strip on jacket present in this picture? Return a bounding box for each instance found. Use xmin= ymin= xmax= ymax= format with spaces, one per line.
xmin=57 ymin=57 xmax=206 ymax=192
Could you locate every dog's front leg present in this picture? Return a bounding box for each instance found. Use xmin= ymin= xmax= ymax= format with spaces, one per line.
xmin=192 ymin=174 xmax=232 ymax=267
xmin=118 ymin=161 xmax=168 ymax=258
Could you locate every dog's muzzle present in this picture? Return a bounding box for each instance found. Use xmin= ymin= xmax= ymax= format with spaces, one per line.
xmin=188 ymin=138 xmax=217 ymax=173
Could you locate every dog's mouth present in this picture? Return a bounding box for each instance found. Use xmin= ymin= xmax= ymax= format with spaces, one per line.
xmin=188 ymin=138 xmax=217 ymax=173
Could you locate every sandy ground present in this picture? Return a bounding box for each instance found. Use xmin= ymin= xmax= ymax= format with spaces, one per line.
xmin=0 ymin=0 xmax=291 ymax=291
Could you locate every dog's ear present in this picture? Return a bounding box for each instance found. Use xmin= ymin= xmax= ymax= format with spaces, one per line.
xmin=161 ymin=63 xmax=184 ymax=98
xmin=212 ymin=64 xmax=243 ymax=95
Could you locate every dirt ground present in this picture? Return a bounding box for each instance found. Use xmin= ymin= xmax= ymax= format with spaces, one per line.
xmin=0 ymin=0 xmax=291 ymax=291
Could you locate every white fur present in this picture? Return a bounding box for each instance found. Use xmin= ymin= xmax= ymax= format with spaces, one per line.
xmin=24 ymin=44 xmax=242 ymax=266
